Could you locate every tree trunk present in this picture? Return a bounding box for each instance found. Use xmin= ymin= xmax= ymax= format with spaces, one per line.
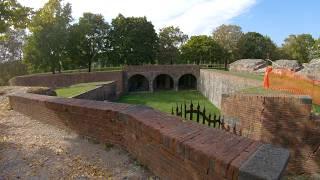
xmin=224 ymin=58 xmax=228 ymax=70
xmin=58 ymin=61 xmax=62 ymax=73
xmin=88 ymin=59 xmax=92 ymax=72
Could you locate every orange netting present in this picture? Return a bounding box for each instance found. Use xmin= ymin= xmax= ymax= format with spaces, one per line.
xmin=266 ymin=68 xmax=320 ymax=105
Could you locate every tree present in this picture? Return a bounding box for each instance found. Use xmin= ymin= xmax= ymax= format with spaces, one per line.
xmin=23 ymin=0 xmax=72 ymax=73
xmin=237 ymin=32 xmax=278 ymax=60
xmin=181 ymin=35 xmax=225 ymax=65
xmin=67 ymin=13 xmax=110 ymax=72
xmin=109 ymin=14 xmax=158 ymax=65
xmin=282 ymin=34 xmax=315 ymax=63
xmin=212 ymin=24 xmax=243 ymax=64
xmin=309 ymin=38 xmax=320 ymax=60
xmin=157 ymin=26 xmax=188 ymax=64
xmin=0 ymin=29 xmax=25 ymax=63
xmin=0 ymin=0 xmax=31 ymax=34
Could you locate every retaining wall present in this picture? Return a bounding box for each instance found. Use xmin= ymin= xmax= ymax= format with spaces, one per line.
xmin=9 ymin=71 xmax=124 ymax=96
xmin=199 ymin=70 xmax=261 ymax=108
xmin=9 ymin=93 xmax=289 ymax=180
xmin=73 ymin=81 xmax=117 ymax=101
xmin=221 ymin=94 xmax=320 ymax=174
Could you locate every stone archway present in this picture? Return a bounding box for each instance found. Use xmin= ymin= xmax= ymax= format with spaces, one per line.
xmin=128 ymin=74 xmax=149 ymax=92
xmin=153 ymin=74 xmax=174 ymax=91
xmin=178 ymin=74 xmax=197 ymax=90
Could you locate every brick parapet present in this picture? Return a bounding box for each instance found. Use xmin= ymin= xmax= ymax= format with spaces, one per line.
xmin=9 ymin=93 xmax=289 ymax=180
xmin=221 ymin=94 xmax=320 ymax=174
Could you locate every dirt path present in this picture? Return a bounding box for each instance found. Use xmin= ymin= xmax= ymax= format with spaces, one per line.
xmin=0 ymin=87 xmax=155 ymax=179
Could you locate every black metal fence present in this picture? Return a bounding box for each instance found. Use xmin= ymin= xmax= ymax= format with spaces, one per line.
xmin=172 ymin=101 xmax=241 ymax=135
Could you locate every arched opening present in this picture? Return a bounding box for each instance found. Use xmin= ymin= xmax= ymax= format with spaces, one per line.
xmin=178 ymin=74 xmax=197 ymax=90
xmin=128 ymin=74 xmax=149 ymax=92
xmin=153 ymin=74 xmax=174 ymax=91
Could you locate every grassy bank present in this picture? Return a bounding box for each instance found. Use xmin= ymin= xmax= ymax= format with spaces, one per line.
xmin=55 ymin=82 xmax=110 ymax=98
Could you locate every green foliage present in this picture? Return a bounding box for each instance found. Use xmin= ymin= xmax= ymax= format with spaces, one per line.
xmin=309 ymin=38 xmax=320 ymax=60
xmin=0 ymin=29 xmax=25 ymax=63
xmin=117 ymin=90 xmax=220 ymax=115
xmin=157 ymin=26 xmax=188 ymax=64
xmin=0 ymin=0 xmax=31 ymax=33
xmin=212 ymin=24 xmax=243 ymax=63
xmin=67 ymin=13 xmax=110 ymax=72
xmin=313 ymin=104 xmax=320 ymax=114
xmin=23 ymin=0 xmax=72 ymax=74
xmin=109 ymin=14 xmax=158 ymax=65
xmin=181 ymin=35 xmax=226 ymax=65
xmin=282 ymin=34 xmax=315 ymax=63
xmin=237 ymin=32 xmax=279 ymax=60
xmin=0 ymin=60 xmax=28 ymax=86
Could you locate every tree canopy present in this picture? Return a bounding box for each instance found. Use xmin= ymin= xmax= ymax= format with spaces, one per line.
xmin=237 ymin=32 xmax=278 ymax=60
xmin=109 ymin=14 xmax=158 ymax=65
xmin=0 ymin=0 xmax=31 ymax=34
xmin=212 ymin=24 xmax=243 ymax=62
xmin=282 ymin=34 xmax=315 ymax=63
xmin=157 ymin=26 xmax=188 ymax=64
xmin=181 ymin=35 xmax=225 ymax=65
xmin=23 ymin=0 xmax=72 ymax=73
xmin=67 ymin=13 xmax=110 ymax=72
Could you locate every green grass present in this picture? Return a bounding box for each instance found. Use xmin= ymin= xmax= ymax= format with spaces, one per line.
xmin=117 ymin=90 xmax=220 ymax=115
xmin=313 ymin=104 xmax=320 ymax=114
xmin=208 ymin=69 xmax=264 ymax=81
xmin=238 ymin=87 xmax=292 ymax=95
xmin=55 ymin=81 xmax=110 ymax=98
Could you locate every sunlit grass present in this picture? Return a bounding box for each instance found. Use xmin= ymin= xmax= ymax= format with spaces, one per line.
xmin=55 ymin=81 xmax=110 ymax=98
xmin=117 ymin=90 xmax=220 ymax=115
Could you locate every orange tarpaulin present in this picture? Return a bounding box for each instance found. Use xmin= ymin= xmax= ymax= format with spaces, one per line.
xmin=268 ymin=69 xmax=320 ymax=105
xmin=263 ymin=66 xmax=273 ymax=89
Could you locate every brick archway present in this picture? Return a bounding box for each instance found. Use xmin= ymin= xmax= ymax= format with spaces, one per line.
xmin=178 ymin=74 xmax=197 ymax=90
xmin=128 ymin=74 xmax=149 ymax=92
xmin=153 ymin=74 xmax=174 ymax=91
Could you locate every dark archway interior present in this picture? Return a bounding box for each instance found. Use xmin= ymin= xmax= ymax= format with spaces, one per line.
xmin=178 ymin=74 xmax=197 ymax=90
xmin=153 ymin=74 xmax=174 ymax=90
xmin=128 ymin=74 xmax=149 ymax=92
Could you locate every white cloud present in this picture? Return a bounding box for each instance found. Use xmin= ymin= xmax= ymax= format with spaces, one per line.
xmin=18 ymin=0 xmax=256 ymax=35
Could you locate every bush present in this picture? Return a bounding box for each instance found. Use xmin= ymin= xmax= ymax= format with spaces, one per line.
xmin=0 ymin=61 xmax=28 ymax=86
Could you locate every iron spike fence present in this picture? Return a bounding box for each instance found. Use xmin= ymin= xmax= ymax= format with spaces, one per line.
xmin=172 ymin=101 xmax=241 ymax=135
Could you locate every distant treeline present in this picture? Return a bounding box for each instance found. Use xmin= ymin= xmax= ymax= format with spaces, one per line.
xmin=1 ymin=0 xmax=320 ymax=76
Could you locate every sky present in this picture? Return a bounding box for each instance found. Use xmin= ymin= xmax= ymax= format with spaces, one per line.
xmin=18 ymin=0 xmax=320 ymax=46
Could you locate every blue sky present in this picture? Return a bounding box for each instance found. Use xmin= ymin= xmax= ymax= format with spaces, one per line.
xmin=19 ymin=0 xmax=319 ymax=46
xmin=232 ymin=0 xmax=320 ymax=45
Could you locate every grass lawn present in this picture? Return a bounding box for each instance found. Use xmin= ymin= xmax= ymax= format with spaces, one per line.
xmin=55 ymin=81 xmax=110 ymax=98
xmin=238 ymin=87 xmax=292 ymax=95
xmin=117 ymin=90 xmax=220 ymax=115
xmin=208 ymin=69 xmax=264 ymax=81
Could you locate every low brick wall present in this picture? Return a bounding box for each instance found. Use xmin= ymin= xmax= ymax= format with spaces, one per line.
xmin=9 ymin=71 xmax=124 ymax=96
xmin=9 ymin=93 xmax=289 ymax=180
xmin=199 ymin=70 xmax=261 ymax=108
xmin=72 ymin=81 xmax=117 ymax=101
xmin=221 ymin=94 xmax=320 ymax=174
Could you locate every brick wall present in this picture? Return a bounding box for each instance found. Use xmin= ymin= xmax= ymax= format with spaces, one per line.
xmin=199 ymin=70 xmax=261 ymax=108
xmin=221 ymin=94 xmax=320 ymax=174
xmin=72 ymin=81 xmax=117 ymax=101
xmin=9 ymin=93 xmax=289 ymax=180
xmin=9 ymin=71 xmax=124 ymax=95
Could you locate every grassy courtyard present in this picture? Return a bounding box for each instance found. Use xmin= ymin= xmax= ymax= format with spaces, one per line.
xmin=117 ymin=90 xmax=220 ymax=115
xmin=55 ymin=81 xmax=110 ymax=98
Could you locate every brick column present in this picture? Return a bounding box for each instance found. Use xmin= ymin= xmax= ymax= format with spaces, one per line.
xmin=149 ymin=80 xmax=154 ymax=92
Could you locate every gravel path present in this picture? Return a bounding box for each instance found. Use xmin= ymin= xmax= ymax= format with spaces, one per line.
xmin=0 ymin=87 xmax=155 ymax=179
